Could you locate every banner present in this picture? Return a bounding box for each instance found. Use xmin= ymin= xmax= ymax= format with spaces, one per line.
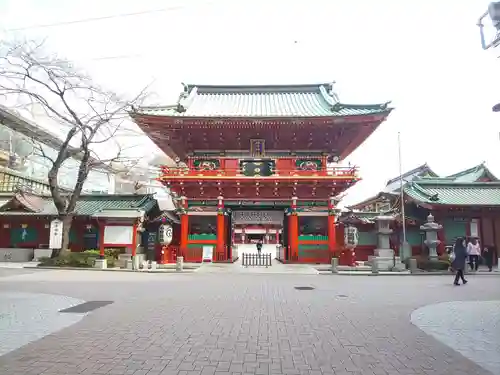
xmin=232 ymin=211 xmax=284 ymax=225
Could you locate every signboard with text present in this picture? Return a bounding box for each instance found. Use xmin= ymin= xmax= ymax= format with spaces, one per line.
xmin=49 ymin=219 xmax=63 ymax=249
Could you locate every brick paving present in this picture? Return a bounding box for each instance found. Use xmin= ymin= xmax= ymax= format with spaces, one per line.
xmin=0 ymin=270 xmax=498 ymax=375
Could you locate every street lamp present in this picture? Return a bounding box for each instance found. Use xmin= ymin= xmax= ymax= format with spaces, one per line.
xmin=478 ymin=2 xmax=500 ymax=111
xmin=478 ymin=2 xmax=500 ymax=50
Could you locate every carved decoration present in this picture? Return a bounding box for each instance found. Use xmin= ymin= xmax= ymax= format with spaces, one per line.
xmin=193 ymin=159 xmax=220 ymax=171
xmin=295 ymin=159 xmax=322 ymax=171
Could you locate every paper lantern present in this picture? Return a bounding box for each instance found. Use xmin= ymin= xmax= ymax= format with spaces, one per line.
xmin=158 ymin=224 xmax=173 ymax=245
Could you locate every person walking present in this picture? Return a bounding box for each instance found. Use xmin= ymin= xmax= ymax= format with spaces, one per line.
xmin=483 ymin=245 xmax=494 ymax=272
xmin=451 ymin=237 xmax=468 ymax=286
xmin=467 ymin=237 xmax=481 ymax=271
xmin=256 ymin=239 xmax=263 ymax=256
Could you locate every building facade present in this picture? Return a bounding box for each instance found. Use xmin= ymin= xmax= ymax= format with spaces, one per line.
xmin=132 ymin=82 xmax=392 ymax=263
xmin=0 ymin=104 xmax=118 ymax=193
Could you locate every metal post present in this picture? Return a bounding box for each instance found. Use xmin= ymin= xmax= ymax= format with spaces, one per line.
xmin=398 ymin=132 xmax=407 ymax=245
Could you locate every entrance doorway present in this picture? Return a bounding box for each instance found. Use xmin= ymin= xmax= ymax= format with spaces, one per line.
xmin=232 ymin=225 xmax=282 ymax=245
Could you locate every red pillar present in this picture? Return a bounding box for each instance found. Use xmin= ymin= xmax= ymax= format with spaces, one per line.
xmin=328 ymin=197 xmax=337 ymax=259
xmin=289 ymin=197 xmax=299 ymax=262
xmin=180 ymin=197 xmax=189 ymax=259
xmin=216 ymin=196 xmax=225 ymax=261
xmin=131 ymin=221 xmax=138 ymax=258
xmin=98 ymin=222 xmax=105 ymax=259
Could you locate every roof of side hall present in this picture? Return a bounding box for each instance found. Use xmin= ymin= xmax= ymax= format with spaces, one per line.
xmin=135 ymin=83 xmax=392 ymax=118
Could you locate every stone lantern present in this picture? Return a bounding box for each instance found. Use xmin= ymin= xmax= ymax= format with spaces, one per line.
xmin=420 ymin=213 xmax=442 ymax=260
xmin=372 ymin=215 xmax=404 ymax=271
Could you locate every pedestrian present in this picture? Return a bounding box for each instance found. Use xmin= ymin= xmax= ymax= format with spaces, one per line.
xmin=256 ymin=239 xmax=263 ymax=256
xmin=483 ymin=245 xmax=494 ymax=272
xmin=467 ymin=237 xmax=481 ymax=271
xmin=451 ymin=237 xmax=468 ymax=286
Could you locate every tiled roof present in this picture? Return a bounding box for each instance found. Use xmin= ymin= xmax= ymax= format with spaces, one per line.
xmin=136 ymin=83 xmax=391 ymax=118
xmin=0 ymin=193 xmax=158 ymax=216
xmin=338 ymin=211 xmax=382 ymax=224
xmin=404 ymin=180 xmax=500 ymax=206
xmin=446 ymin=162 xmax=498 ymax=182
xmin=384 ymin=163 xmax=438 ymax=192
xmin=347 ymin=191 xmax=398 ymax=210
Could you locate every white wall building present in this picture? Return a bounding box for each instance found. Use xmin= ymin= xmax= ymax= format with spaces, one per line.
xmin=0 ymin=104 xmax=116 ymax=193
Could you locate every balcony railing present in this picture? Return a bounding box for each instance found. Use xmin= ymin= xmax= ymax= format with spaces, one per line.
xmin=159 ymin=166 xmax=358 ymax=178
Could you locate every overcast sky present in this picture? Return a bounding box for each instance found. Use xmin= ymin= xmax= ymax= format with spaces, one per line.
xmin=0 ymin=0 xmax=498 ymax=205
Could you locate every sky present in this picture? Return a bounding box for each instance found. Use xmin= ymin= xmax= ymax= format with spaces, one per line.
xmin=0 ymin=0 xmax=498 ymax=205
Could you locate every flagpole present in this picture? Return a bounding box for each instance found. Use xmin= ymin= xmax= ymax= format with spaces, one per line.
xmin=398 ymin=132 xmax=407 ymax=245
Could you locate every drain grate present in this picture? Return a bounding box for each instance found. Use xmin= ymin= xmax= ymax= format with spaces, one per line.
xmin=294 ymin=286 xmax=315 ymax=291
xmin=337 ymin=294 xmax=348 ymax=298
xmin=60 ymin=301 xmax=113 ymax=313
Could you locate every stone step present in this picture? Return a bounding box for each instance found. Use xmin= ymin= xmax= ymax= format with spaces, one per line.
xmin=337 ymin=265 xmax=372 ymax=271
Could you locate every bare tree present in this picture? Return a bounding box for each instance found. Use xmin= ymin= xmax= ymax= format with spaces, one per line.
xmin=0 ymin=40 xmax=147 ymax=255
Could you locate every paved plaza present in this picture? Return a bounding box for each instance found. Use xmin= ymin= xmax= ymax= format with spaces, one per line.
xmin=0 ymin=269 xmax=498 ymax=375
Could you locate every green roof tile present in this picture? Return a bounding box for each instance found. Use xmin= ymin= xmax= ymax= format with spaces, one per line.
xmin=0 ymin=193 xmax=157 ymax=216
xmin=136 ymin=83 xmax=391 ymax=118
xmin=446 ymin=163 xmax=498 ymax=182
xmin=404 ymin=180 xmax=500 ymax=206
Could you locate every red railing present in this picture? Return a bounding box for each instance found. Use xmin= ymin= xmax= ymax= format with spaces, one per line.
xmin=159 ymin=167 xmax=358 ymax=178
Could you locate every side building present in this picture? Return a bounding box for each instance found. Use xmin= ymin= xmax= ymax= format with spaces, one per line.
xmin=344 ymin=162 xmax=500 ymax=265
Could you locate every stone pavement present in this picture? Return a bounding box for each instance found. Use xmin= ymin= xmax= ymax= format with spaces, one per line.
xmin=412 ymin=301 xmax=500 ymax=375
xmin=0 ymin=270 xmax=498 ymax=375
xmin=0 ymin=292 xmax=86 ymax=356
xmin=197 ymin=260 xmax=319 ymax=274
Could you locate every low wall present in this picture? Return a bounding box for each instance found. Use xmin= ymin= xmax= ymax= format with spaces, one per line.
xmin=0 ymin=248 xmax=34 ymax=262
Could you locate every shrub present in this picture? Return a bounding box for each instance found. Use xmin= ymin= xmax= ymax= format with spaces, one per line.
xmin=404 ymin=256 xmax=450 ymax=271
xmin=38 ymin=249 xmax=119 ymax=268
xmin=83 ymin=249 xmax=100 ymax=257
xmin=39 ymin=252 xmax=99 ymax=268
xmin=105 ymin=248 xmax=124 ymax=259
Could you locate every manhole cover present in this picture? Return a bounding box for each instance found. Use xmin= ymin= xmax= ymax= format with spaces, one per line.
xmin=294 ymin=286 xmax=315 ymax=291
xmin=60 ymin=301 xmax=113 ymax=313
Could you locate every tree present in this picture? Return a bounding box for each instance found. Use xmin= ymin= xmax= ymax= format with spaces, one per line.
xmin=0 ymin=41 xmax=147 ymax=255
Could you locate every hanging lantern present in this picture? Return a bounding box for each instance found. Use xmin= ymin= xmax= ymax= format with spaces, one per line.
xmin=344 ymin=225 xmax=359 ymax=249
xmin=158 ymin=224 xmax=173 ymax=245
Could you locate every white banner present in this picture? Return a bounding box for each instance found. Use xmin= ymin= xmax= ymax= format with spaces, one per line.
xmin=232 ymin=210 xmax=284 ymax=225
xmin=49 ymin=219 xmax=63 ymax=249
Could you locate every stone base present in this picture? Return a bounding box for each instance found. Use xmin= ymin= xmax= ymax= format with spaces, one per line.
xmin=94 ymin=258 xmax=107 ymax=269
xmin=374 ymin=249 xmax=394 ymax=258
xmin=33 ymin=249 xmax=53 ymax=261
xmin=373 ymin=256 xmax=405 ymax=271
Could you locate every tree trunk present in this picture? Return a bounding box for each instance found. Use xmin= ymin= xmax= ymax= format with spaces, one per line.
xmin=59 ymin=214 xmax=74 ymax=256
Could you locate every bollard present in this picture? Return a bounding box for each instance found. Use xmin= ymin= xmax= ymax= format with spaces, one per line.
xmin=331 ymin=257 xmax=338 ymax=274
xmin=371 ymin=259 xmax=379 ymax=274
xmin=408 ymin=258 xmax=417 ymax=274
xmin=176 ymin=256 xmax=184 ymax=272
